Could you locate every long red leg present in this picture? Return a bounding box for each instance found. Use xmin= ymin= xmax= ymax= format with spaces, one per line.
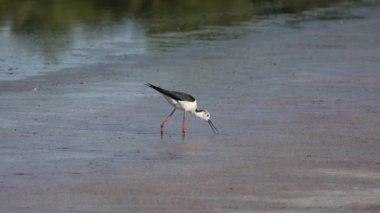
xmin=160 ymin=108 xmax=176 ymax=134
xmin=182 ymin=111 xmax=186 ymax=134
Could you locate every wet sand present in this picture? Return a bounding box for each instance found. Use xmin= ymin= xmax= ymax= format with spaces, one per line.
xmin=1 ymin=4 xmax=380 ymax=213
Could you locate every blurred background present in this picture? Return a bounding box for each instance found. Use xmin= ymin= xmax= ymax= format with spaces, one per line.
xmin=0 ymin=0 xmax=367 ymax=80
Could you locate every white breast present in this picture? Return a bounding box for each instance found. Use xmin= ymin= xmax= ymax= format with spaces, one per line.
xmin=165 ymin=96 xmax=197 ymax=112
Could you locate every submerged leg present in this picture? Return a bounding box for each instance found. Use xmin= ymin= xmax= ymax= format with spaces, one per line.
xmin=182 ymin=111 xmax=186 ymax=134
xmin=160 ymin=108 xmax=176 ymax=134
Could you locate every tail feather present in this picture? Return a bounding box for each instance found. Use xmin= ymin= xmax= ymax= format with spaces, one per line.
xmin=145 ymin=82 xmax=168 ymax=95
xmin=145 ymin=82 xmax=157 ymax=89
xmin=145 ymin=83 xmax=162 ymax=92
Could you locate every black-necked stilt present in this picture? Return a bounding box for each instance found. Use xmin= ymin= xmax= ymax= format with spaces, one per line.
xmin=145 ymin=83 xmax=218 ymax=134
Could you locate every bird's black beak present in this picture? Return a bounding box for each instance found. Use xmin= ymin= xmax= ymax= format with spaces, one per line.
xmin=208 ymin=120 xmax=219 ymax=134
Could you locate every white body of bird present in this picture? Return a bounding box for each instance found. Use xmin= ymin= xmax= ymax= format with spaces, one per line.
xmin=164 ymin=96 xmax=197 ymax=112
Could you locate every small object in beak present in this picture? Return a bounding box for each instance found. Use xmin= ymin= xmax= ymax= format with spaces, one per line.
xmin=208 ymin=120 xmax=219 ymax=134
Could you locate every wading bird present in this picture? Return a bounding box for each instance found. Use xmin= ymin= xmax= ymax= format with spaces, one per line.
xmin=145 ymin=83 xmax=218 ymax=134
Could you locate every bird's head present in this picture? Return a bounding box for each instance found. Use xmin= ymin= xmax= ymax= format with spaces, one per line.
xmin=194 ymin=109 xmax=218 ymax=133
xmin=194 ymin=109 xmax=210 ymax=121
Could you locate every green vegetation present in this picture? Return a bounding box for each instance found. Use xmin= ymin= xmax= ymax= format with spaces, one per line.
xmin=0 ymin=0 xmax=361 ymax=35
xmin=0 ymin=0 xmax=364 ymax=63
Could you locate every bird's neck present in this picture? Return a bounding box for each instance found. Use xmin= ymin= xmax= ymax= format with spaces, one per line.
xmin=192 ymin=109 xmax=202 ymax=118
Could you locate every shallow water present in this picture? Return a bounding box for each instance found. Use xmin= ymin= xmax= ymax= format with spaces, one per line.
xmin=0 ymin=1 xmax=380 ymax=211
xmin=0 ymin=0 xmax=365 ymax=81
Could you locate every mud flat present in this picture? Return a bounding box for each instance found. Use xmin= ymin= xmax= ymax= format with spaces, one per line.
xmin=0 ymin=4 xmax=379 ymax=213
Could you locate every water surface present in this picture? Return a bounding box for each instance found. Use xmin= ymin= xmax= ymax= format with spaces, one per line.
xmin=0 ymin=0 xmax=364 ymax=80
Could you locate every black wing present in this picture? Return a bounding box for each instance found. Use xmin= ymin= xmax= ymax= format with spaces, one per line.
xmin=145 ymin=83 xmax=195 ymax=102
